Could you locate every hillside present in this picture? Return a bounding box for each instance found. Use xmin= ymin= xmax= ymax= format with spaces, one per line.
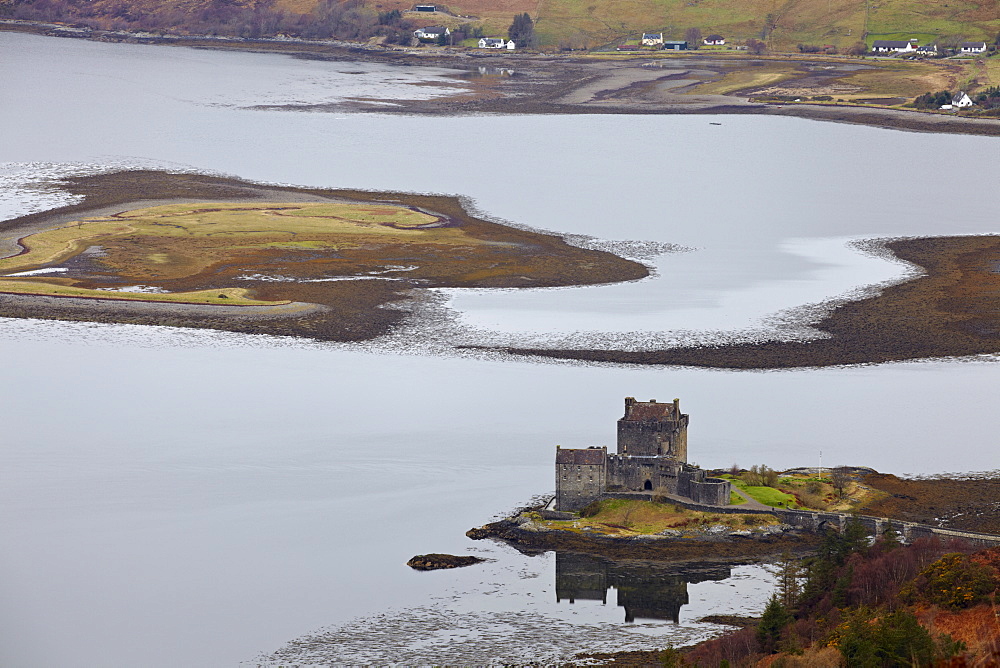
xmin=679 ymin=531 xmax=1000 ymax=666
xmin=529 ymin=0 xmax=1000 ymax=51
xmin=6 ymin=0 xmax=999 ymax=50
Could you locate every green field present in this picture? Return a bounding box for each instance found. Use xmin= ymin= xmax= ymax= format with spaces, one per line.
xmin=490 ymin=0 xmax=999 ymax=51
xmin=733 ymin=482 xmax=800 ymax=508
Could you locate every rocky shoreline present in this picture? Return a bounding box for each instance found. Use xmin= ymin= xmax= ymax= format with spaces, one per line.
xmin=467 ymin=510 xmax=823 ymax=563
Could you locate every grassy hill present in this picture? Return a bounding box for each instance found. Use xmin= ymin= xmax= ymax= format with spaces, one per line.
xmin=374 ymin=0 xmax=999 ymax=50
xmin=7 ymin=0 xmax=999 ymax=50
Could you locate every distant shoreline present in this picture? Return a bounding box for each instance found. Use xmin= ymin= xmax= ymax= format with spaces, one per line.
xmin=4 ymin=21 xmax=1000 ymax=137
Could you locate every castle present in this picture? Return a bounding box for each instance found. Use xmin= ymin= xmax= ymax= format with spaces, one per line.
xmin=555 ymin=397 xmax=731 ymax=511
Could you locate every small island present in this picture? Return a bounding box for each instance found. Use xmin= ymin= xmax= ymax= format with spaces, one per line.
xmin=0 ymin=170 xmax=648 ymax=340
xmin=406 ymin=553 xmax=485 ymax=570
xmin=470 ymin=397 xmax=1000 ymax=561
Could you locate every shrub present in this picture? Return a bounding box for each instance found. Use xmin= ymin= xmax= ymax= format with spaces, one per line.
xmin=798 ymin=490 xmax=827 ymax=510
xmin=743 ymin=465 xmax=780 ymax=487
xmin=904 ymin=552 xmax=997 ymax=609
xmin=833 ymin=608 xmax=937 ymax=666
xmin=913 ymin=90 xmax=954 ymax=109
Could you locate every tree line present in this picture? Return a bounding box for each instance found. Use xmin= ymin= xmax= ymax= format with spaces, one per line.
xmin=5 ymin=0 xmax=414 ymax=42
xmin=663 ymin=522 xmax=1000 ymax=666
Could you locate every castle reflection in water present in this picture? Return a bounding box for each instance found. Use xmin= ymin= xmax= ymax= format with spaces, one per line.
xmin=555 ymin=553 xmax=732 ymax=623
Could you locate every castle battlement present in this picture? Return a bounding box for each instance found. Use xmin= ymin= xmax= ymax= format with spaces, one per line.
xmin=555 ymin=397 xmax=730 ymax=511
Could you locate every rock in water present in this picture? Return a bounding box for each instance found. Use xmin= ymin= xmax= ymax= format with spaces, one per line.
xmin=406 ymin=553 xmax=485 ymax=570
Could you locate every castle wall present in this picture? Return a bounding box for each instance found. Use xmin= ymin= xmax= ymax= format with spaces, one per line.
xmin=606 ymin=455 xmax=689 ymax=495
xmin=688 ymin=477 xmax=731 ymax=506
xmin=673 ymin=427 xmax=688 ymax=463
xmin=555 ymin=447 xmax=607 ymax=511
xmin=616 ymin=420 xmax=688 ymax=459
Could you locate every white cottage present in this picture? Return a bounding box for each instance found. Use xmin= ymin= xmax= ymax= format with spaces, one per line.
xmin=413 ymin=25 xmax=450 ymax=41
xmin=871 ymin=39 xmax=917 ymax=53
xmin=959 ymin=42 xmax=987 ymax=54
xmin=952 ymin=91 xmax=974 ymax=108
xmin=641 ymin=33 xmax=664 ymax=46
xmin=478 ymin=37 xmax=508 ymax=49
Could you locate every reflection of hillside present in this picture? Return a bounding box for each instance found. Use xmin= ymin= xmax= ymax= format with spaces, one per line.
xmin=555 ymin=553 xmax=731 ymax=623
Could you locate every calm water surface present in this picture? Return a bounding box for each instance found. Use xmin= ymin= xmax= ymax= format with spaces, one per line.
xmin=2 ymin=30 xmax=1000 ymax=667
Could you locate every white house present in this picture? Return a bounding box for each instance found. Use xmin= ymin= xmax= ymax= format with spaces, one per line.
xmin=952 ymin=91 xmax=974 ymax=108
xmin=959 ymin=41 xmax=987 ymax=54
xmin=871 ymin=39 xmax=917 ymax=53
xmin=641 ymin=32 xmax=664 ymax=46
xmin=914 ymin=44 xmax=938 ymax=56
xmin=478 ymin=37 xmax=507 ymax=49
xmin=703 ymin=34 xmax=725 ymax=45
xmin=413 ymin=25 xmax=450 ymax=41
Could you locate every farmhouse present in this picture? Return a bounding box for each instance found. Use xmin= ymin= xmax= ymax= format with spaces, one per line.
xmin=641 ymin=32 xmax=664 ymax=46
xmin=479 ymin=37 xmax=510 ymax=49
xmin=413 ymin=25 xmax=450 ymax=41
xmin=662 ymin=40 xmax=688 ymax=51
xmin=914 ymin=44 xmax=938 ymax=56
xmin=554 ymin=397 xmax=732 ymax=511
xmin=871 ymin=40 xmax=917 ymax=53
xmin=953 ymin=91 xmax=974 ymax=108
xmin=703 ymin=34 xmax=725 ymax=46
xmin=959 ymin=41 xmax=987 ymax=54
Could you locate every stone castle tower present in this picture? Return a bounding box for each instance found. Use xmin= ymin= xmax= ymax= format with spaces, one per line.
xmin=555 ymin=397 xmax=730 ymax=511
xmin=617 ymin=397 xmax=688 ymax=460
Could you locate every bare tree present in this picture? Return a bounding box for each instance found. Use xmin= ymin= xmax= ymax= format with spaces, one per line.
xmin=685 ymin=27 xmax=702 ymax=48
xmin=742 ymin=464 xmax=779 ymax=487
xmin=847 ymin=40 xmax=869 ymax=56
xmin=621 ymin=503 xmax=635 ymax=529
xmin=830 ymin=466 xmax=851 ymax=498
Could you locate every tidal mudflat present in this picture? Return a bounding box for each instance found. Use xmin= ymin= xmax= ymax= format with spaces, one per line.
xmin=504 ymin=235 xmax=1000 ymax=368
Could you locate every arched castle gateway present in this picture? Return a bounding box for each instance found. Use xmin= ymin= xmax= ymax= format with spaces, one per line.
xmin=555 ymin=398 xmax=731 ymax=511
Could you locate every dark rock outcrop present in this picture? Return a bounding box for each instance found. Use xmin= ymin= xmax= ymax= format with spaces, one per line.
xmin=406 ymin=553 xmax=485 ymax=570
